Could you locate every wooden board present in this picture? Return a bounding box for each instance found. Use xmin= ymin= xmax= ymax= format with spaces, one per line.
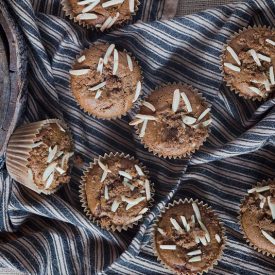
xmin=0 ymin=0 xmax=28 ymax=156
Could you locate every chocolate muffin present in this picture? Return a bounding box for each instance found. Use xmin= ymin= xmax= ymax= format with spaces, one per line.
xmin=81 ymin=153 xmax=153 ymax=231
xmin=222 ymin=27 xmax=275 ymax=100
xmin=65 ymin=0 xmax=139 ymax=31
xmin=153 ymin=199 xmax=225 ymax=274
xmin=130 ymin=84 xmax=211 ymax=158
xmin=70 ymin=43 xmax=142 ymax=119
xmin=240 ymin=180 xmax=275 ymax=257
xmin=27 ymin=122 xmax=74 ymax=191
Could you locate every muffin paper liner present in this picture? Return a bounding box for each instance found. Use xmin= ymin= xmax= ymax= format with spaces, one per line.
xmin=132 ymin=82 xmax=212 ymax=159
xmin=6 ymin=119 xmax=74 ymax=195
xmin=79 ymin=151 xmax=155 ymax=232
xmin=238 ymin=178 xmax=275 ymax=258
xmin=152 ymin=198 xmax=226 ymax=275
xmin=61 ymin=0 xmax=140 ymax=31
xmin=221 ymin=25 xmax=275 ymax=101
xmin=70 ymin=42 xmax=144 ymax=120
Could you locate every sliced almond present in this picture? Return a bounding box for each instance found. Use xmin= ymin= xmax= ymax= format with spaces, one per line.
xmin=270 ymin=66 xmax=275 ymax=85
xmin=144 ymin=179 xmax=151 ymax=200
xmin=188 ymin=256 xmax=201 ymax=263
xmin=69 ymin=69 xmax=90 ymax=76
xmin=113 ymin=49 xmax=119 ymax=75
xmin=98 ymin=159 xmax=111 ymax=172
xmin=136 ymin=114 xmax=157 ymax=120
xmin=118 ymin=170 xmax=132 ymax=179
xmin=76 ymin=13 xmax=98 ymax=20
xmin=157 ymin=228 xmax=166 ymax=236
xmin=261 ymin=230 xmax=275 ymax=245
xmin=182 ymin=115 xmax=196 ymax=125
xmin=138 ymin=208 xmax=148 ymax=215
xmin=248 ymin=49 xmax=261 ymax=66
xmin=77 ymin=0 xmax=98 ymax=5
xmin=42 ymin=162 xmax=57 ymax=181
xmin=142 ymin=101 xmax=155 ymax=112
xmin=197 ymin=108 xmax=211 ymax=122
xmin=45 ymin=172 xmax=55 ymax=189
xmin=202 ymin=118 xmax=212 ymax=127
xmin=266 ymin=38 xmax=275 ymax=46
xmin=104 ymin=185 xmax=109 ymax=200
xmin=100 ymin=16 xmax=113 ymax=32
xmin=215 ymin=234 xmax=221 ymax=243
xmin=199 ymin=236 xmax=207 ymax=246
xmin=126 ymin=54 xmax=133 ymax=72
xmin=96 ymin=57 xmax=104 ymax=75
xmin=103 ymin=44 xmax=115 ymax=64
xmin=192 ymin=202 xmax=201 ymax=221
xmin=123 ymin=179 xmax=135 ymax=191
xmin=267 ymin=196 xmax=275 ymax=220
xmin=257 ymin=53 xmax=271 ymax=62
xmin=134 ymin=164 xmax=144 ymax=176
xmin=31 ymin=141 xmax=43 ymax=148
xmin=170 ymin=218 xmax=183 ymax=232
xmin=224 ymin=63 xmax=241 ymax=72
xmin=226 ymin=46 xmax=241 ymax=65
xmin=88 ymin=81 xmax=106 ymax=91
xmin=180 ymin=92 xmax=192 ymax=113
xmin=111 ymin=200 xmax=120 ymax=212
xmin=129 ymin=118 xmax=144 ymax=126
xmin=180 ymin=215 xmax=190 ymax=232
xmin=129 ymin=0 xmax=135 ymax=13
xmin=159 ymin=245 xmax=176 ymax=250
xmin=172 ymin=89 xmax=180 ymax=113
xmin=248 ymin=186 xmax=270 ymax=193
xmin=187 ymin=249 xmax=201 ymax=256
xmin=126 ymin=197 xmax=146 ymax=210
xmin=95 ymin=90 xmax=102 ymax=99
xmin=133 ymin=81 xmax=141 ymax=102
xmin=198 ymin=220 xmax=211 ymax=242
xmin=107 ymin=12 xmax=120 ymax=29
xmin=139 ymin=119 xmax=148 ymax=138
xmin=101 ymin=169 xmax=108 ymax=182
xmin=102 ymin=0 xmax=124 ymax=8
xmin=56 ymin=167 xmax=66 ymax=175
xmin=77 ymin=55 xmax=86 ymax=63
xmin=47 ymin=145 xmax=58 ymax=163
xmin=81 ymin=0 xmax=100 ymax=13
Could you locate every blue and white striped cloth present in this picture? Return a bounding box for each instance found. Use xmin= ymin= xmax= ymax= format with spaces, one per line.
xmin=1 ymin=0 xmax=275 ymax=274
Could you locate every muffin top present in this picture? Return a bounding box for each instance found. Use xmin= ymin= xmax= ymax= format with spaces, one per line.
xmin=222 ymin=27 xmax=275 ymax=100
xmin=240 ymin=181 xmax=275 ymax=256
xmin=28 ymin=122 xmax=74 ymax=191
xmin=154 ymin=200 xmax=224 ymax=274
xmin=130 ymin=84 xmax=211 ymax=158
xmin=68 ymin=0 xmax=138 ymax=31
xmin=84 ymin=155 xmax=152 ymax=229
xmin=70 ymin=43 xmax=142 ymax=119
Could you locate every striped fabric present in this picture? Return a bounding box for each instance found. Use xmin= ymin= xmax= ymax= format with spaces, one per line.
xmin=1 ymin=0 xmax=275 ymax=274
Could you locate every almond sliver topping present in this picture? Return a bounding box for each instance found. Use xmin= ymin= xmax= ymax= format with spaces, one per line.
xmin=133 ymin=81 xmax=141 ymax=103
xmin=103 ymin=44 xmax=115 ymax=64
xmin=88 ymin=81 xmax=106 ymax=91
xmin=134 ymin=164 xmax=144 ymax=176
xmin=129 ymin=0 xmax=135 ymax=13
xmin=126 ymin=54 xmax=133 ymax=71
xmin=56 ymin=167 xmax=66 ymax=175
xmin=215 ymin=234 xmax=221 ymax=243
xmin=102 ymin=0 xmax=124 ymax=8
xmin=249 ymin=86 xmax=262 ymax=95
xmin=113 ymin=49 xmax=119 ymax=75
xmin=267 ymin=196 xmax=275 ymax=220
xmin=111 ymin=200 xmax=120 ymax=212
xmin=104 ymin=185 xmax=109 ymax=200
xmin=31 ymin=141 xmax=43 ymax=148
xmin=170 ymin=218 xmax=183 ymax=232
xmin=266 ymin=38 xmax=275 ymax=46
xmin=172 ymin=89 xmax=180 ymax=113
xmin=192 ymin=202 xmax=201 ymax=221
xmin=157 ymin=228 xmax=166 ymax=236
xmin=107 ymin=12 xmax=120 ymax=29
xmin=136 ymin=114 xmax=157 ymax=120
xmin=97 ymin=57 xmax=104 ymax=75
xmin=100 ymin=16 xmax=113 ymax=32
xmin=142 ymin=101 xmax=156 ymax=112
xmin=257 ymin=53 xmax=271 ymax=62
xmin=81 ymin=0 xmax=100 ymax=13
xmin=139 ymin=208 xmax=148 ymax=215
xmin=182 ymin=115 xmax=196 ymax=125
xmin=187 ymin=249 xmax=201 ymax=256
xmin=188 ymin=256 xmax=201 ymax=263
xmin=77 ymin=55 xmax=86 ymax=63
xmin=144 ymin=179 xmax=151 ymax=200
xmin=226 ymin=46 xmax=241 ymax=65
xmin=101 ymin=169 xmax=108 ymax=182
xmin=126 ymin=197 xmax=146 ymax=210
xmin=118 ymin=170 xmax=132 ymax=179
xmin=69 ymin=69 xmax=90 ymax=76
xmin=199 ymin=236 xmax=207 ymax=246
xmin=198 ymin=220 xmax=211 ymax=242
xmin=98 ymin=159 xmax=111 ymax=172
xmin=159 ymin=245 xmax=176 ymax=250
xmin=270 ymin=66 xmax=275 ymax=85
xmin=180 ymin=216 xmax=190 ymax=232
xmin=95 ymin=90 xmax=102 ymax=99
xmin=248 ymin=49 xmax=261 ymax=66
xmin=47 ymin=145 xmax=58 ymax=163
xmin=129 ymin=118 xmax=144 ymax=126
xmin=139 ymin=119 xmax=148 ymax=138
xmin=197 ymin=108 xmax=211 ymax=122
xmin=202 ymin=118 xmax=212 ymax=127
xmin=263 ymin=79 xmax=271 ymax=91
xmin=180 ymin=92 xmax=192 ymax=113
xmin=224 ymin=63 xmax=241 ymax=72
xmin=248 ymin=186 xmax=270 ymax=193
xmin=76 ymin=13 xmax=98 ymax=20
xmin=42 ymin=162 xmax=57 ymax=181
xmin=77 ymin=0 xmax=98 ymax=5
xmin=45 ymin=172 xmax=55 ymax=189
xmin=261 ymin=230 xmax=275 ymax=245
